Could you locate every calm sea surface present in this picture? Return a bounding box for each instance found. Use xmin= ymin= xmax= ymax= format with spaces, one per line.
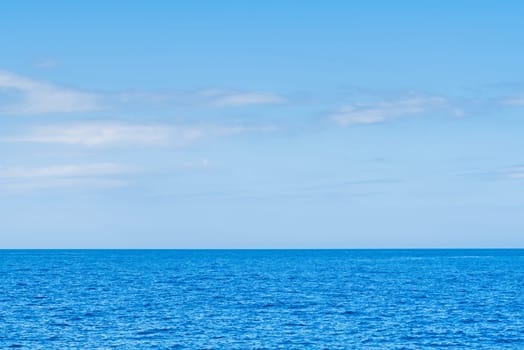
xmin=0 ymin=249 xmax=523 ymax=349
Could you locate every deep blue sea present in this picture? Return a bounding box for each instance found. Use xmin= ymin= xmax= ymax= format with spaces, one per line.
xmin=0 ymin=250 xmax=523 ymax=349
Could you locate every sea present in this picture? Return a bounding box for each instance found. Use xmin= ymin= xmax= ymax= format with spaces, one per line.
xmin=0 ymin=249 xmax=523 ymax=349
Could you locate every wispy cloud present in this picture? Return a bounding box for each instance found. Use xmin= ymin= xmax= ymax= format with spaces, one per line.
xmin=0 ymin=163 xmax=128 ymax=179
xmin=0 ymin=70 xmax=100 ymax=115
xmin=34 ymin=59 xmax=58 ymax=69
xmin=2 ymin=123 xmax=185 ymax=146
xmin=331 ymin=96 xmax=447 ymax=126
xmin=499 ymin=96 xmax=524 ymax=106
xmin=0 ymin=69 xmax=286 ymax=115
xmin=1 ymin=178 xmax=129 ymax=192
xmin=508 ymin=167 xmax=524 ymax=179
xmin=0 ymin=163 xmax=131 ymax=191
xmin=181 ymin=159 xmax=212 ymax=170
xmin=1 ymin=122 xmax=276 ymax=147
xmin=116 ymin=89 xmax=287 ymax=109
xmin=465 ymin=165 xmax=524 ymax=181
xmin=207 ymin=91 xmax=287 ymax=107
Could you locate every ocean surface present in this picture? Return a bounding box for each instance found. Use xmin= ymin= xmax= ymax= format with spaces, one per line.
xmin=0 ymin=250 xmax=523 ymax=349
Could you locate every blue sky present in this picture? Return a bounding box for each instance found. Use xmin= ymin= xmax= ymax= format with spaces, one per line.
xmin=1 ymin=1 xmax=523 ymax=248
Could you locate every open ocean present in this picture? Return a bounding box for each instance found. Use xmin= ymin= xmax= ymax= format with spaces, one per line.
xmin=0 ymin=249 xmax=523 ymax=349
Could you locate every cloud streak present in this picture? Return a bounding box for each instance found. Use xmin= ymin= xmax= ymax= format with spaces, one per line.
xmin=0 ymin=163 xmax=128 ymax=179
xmin=508 ymin=167 xmax=524 ymax=179
xmin=34 ymin=59 xmax=58 ymax=69
xmin=208 ymin=91 xmax=287 ymax=107
xmin=2 ymin=123 xmax=184 ymax=146
xmin=116 ymin=89 xmax=287 ymax=109
xmin=0 ymin=70 xmax=285 ymax=116
xmin=500 ymin=96 xmax=524 ymax=106
xmin=0 ymin=163 xmax=131 ymax=192
xmin=1 ymin=122 xmax=276 ymax=147
xmin=0 ymin=70 xmax=100 ymax=115
xmin=331 ymin=96 xmax=447 ymax=126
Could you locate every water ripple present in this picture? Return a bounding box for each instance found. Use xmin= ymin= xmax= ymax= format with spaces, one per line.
xmin=0 ymin=249 xmax=523 ymax=349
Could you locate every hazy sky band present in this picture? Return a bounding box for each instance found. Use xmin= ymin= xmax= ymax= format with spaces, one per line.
xmin=1 ymin=1 xmax=523 ymax=248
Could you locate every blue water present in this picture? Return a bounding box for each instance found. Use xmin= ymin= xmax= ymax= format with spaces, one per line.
xmin=0 ymin=250 xmax=523 ymax=349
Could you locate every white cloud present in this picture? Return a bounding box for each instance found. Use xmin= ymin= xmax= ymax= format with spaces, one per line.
xmin=181 ymin=159 xmax=211 ymax=170
xmin=1 ymin=122 xmax=275 ymax=147
xmin=34 ymin=59 xmax=58 ymax=69
xmin=210 ymin=92 xmax=287 ymax=107
xmin=500 ymin=96 xmax=524 ymax=106
xmin=331 ymin=96 xmax=447 ymax=126
xmin=0 ymin=163 xmax=131 ymax=192
xmin=508 ymin=167 xmax=524 ymax=179
xmin=1 ymin=178 xmax=129 ymax=192
xmin=0 ymin=163 xmax=128 ymax=179
xmin=2 ymin=123 xmax=183 ymax=146
xmin=114 ymin=89 xmax=287 ymax=109
xmin=209 ymin=125 xmax=277 ymax=136
xmin=0 ymin=70 xmax=286 ymax=114
xmin=0 ymin=70 xmax=100 ymax=115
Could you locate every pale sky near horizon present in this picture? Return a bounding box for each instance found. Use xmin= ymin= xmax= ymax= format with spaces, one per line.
xmin=1 ymin=1 xmax=524 ymax=248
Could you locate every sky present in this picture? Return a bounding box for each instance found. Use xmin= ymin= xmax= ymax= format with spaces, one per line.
xmin=1 ymin=1 xmax=523 ymax=248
